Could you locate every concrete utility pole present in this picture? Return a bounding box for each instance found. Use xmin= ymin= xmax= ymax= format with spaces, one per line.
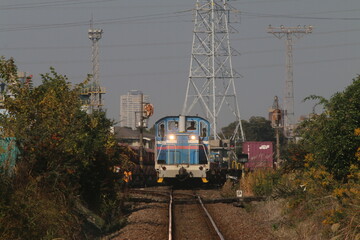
xmin=88 ymin=18 xmax=104 ymax=112
xmin=139 ymin=94 xmax=144 ymax=170
xmin=267 ymin=25 xmax=312 ymax=140
xmin=271 ymin=96 xmax=282 ymax=168
xmin=182 ymin=0 xmax=244 ymax=142
xmin=137 ymin=94 xmax=154 ymax=170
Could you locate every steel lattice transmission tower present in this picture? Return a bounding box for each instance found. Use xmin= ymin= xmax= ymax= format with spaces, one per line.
xmin=267 ymin=25 xmax=312 ymax=139
xmin=182 ymin=0 xmax=244 ymax=141
xmin=88 ymin=19 xmax=105 ymax=112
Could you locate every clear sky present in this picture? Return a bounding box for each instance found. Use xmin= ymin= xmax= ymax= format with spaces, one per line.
xmin=1 ymin=0 xmax=359 ymax=128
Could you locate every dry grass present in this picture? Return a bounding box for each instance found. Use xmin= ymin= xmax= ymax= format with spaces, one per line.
xmin=220 ymin=179 xmax=237 ymax=198
xmin=239 ymin=173 xmax=255 ymax=197
xmin=238 ymin=169 xmax=279 ymax=197
xmin=248 ymin=199 xmax=327 ymax=240
xmin=234 ymin=168 xmax=360 ymax=240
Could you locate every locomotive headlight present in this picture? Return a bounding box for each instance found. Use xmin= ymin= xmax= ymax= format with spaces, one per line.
xmin=189 ymin=135 xmax=197 ymax=140
xmin=168 ymin=134 xmax=176 ymax=140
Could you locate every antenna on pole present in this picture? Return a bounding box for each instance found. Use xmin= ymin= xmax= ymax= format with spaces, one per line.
xmin=267 ymin=25 xmax=312 ymax=140
xmin=182 ymin=0 xmax=245 ymax=142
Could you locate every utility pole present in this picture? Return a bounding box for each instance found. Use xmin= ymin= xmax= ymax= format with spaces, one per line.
xmin=88 ymin=18 xmax=104 ymax=112
xmin=137 ymin=94 xmax=154 ymax=170
xmin=267 ymin=25 xmax=312 ymax=140
xmin=182 ymin=0 xmax=244 ymax=142
xmin=271 ymin=96 xmax=282 ymax=168
xmin=139 ymin=94 xmax=144 ymax=170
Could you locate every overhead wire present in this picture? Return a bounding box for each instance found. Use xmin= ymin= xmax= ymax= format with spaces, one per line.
xmin=0 ymin=3 xmax=358 ymax=33
xmin=240 ymin=10 xmax=360 ymax=21
xmin=0 ymin=0 xmax=117 ymax=10
xmin=16 ymin=53 xmax=360 ymax=67
xmin=0 ymin=9 xmax=192 ymax=32
xmin=2 ymin=1 xmax=359 ymax=78
xmin=3 ymin=28 xmax=360 ymax=51
xmin=0 ymin=40 xmax=190 ymax=51
xmin=243 ymin=56 xmax=360 ymax=70
xmin=19 ymin=53 xmax=360 ymax=81
xmin=6 ymin=40 xmax=360 ymax=60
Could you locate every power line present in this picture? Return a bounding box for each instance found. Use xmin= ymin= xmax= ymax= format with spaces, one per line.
xmin=0 ymin=41 xmax=190 ymax=51
xmin=243 ymin=56 xmax=360 ymax=70
xmin=240 ymin=41 xmax=360 ymax=55
xmin=3 ymin=30 xmax=360 ymax=51
xmin=0 ymin=10 xmax=192 ymax=32
xmin=11 ymin=40 xmax=360 ymax=65
xmin=241 ymin=11 xmax=360 ymax=21
xmin=62 ymin=70 xmax=187 ymax=81
xmin=0 ymin=5 xmax=358 ymax=33
xmin=40 ymin=54 xmax=360 ymax=80
xmin=235 ymin=0 xmax=297 ymax=4
xmin=0 ymin=0 xmax=116 ymax=10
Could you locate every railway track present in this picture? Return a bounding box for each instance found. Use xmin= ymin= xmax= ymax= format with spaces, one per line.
xmin=169 ymin=190 xmax=224 ymax=240
xmin=129 ymin=188 xmax=225 ymax=239
xmin=102 ymin=186 xmax=274 ymax=240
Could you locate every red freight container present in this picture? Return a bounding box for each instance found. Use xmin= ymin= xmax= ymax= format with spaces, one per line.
xmin=242 ymin=141 xmax=273 ymax=170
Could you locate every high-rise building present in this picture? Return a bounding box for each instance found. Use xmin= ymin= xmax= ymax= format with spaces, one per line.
xmin=120 ymin=90 xmax=149 ymax=130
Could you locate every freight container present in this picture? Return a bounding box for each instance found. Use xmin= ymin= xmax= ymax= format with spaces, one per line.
xmin=242 ymin=141 xmax=273 ymax=170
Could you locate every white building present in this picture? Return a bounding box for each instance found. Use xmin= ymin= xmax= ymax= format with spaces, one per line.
xmin=120 ymin=90 xmax=150 ymax=130
xmin=0 ymin=71 xmax=33 ymax=109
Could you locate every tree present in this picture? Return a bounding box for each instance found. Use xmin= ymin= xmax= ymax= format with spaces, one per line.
xmin=299 ymin=76 xmax=360 ymax=180
xmin=2 ymin=68 xmax=117 ymax=195
xmin=222 ymin=116 xmax=276 ymax=142
xmin=0 ymin=60 xmax=124 ymax=239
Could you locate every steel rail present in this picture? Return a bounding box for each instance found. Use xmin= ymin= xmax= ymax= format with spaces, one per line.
xmin=197 ymin=195 xmax=225 ymax=240
xmin=168 ymin=190 xmax=173 ymax=240
xmin=129 ymin=189 xmax=170 ymax=198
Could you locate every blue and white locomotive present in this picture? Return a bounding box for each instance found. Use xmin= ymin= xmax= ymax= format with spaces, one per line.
xmin=154 ymin=115 xmax=210 ymax=183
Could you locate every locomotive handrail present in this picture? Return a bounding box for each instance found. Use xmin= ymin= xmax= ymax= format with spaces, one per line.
xmin=156 ymin=143 xmax=178 ymax=164
xmin=156 ymin=144 xmax=166 ymax=164
xmin=189 ymin=143 xmax=210 ymax=164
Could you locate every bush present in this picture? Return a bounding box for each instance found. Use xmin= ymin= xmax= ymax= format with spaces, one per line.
xmin=240 ymin=169 xmax=281 ymax=197
xmin=0 ymin=178 xmax=82 ymax=240
xmin=276 ymin=158 xmax=360 ymax=239
xmin=0 ymin=62 xmax=129 ymax=239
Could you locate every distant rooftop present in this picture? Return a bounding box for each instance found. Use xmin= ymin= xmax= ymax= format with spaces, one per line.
xmin=127 ymin=90 xmax=143 ymax=95
xmin=113 ymin=126 xmax=153 ymax=140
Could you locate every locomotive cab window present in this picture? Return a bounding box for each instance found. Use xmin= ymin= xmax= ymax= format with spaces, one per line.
xmin=187 ymin=120 xmax=197 ymax=130
xmin=168 ymin=121 xmax=178 ymax=131
xmin=158 ymin=121 xmax=165 ymax=138
xmin=200 ymin=121 xmax=208 ymax=138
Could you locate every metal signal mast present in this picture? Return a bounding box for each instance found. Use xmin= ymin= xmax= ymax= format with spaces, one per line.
xmin=182 ymin=0 xmax=244 ymax=142
xmin=267 ymin=25 xmax=312 ymax=139
xmin=88 ymin=18 xmax=105 ymax=112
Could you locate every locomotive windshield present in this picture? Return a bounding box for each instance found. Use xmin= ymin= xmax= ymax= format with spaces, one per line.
xmin=186 ymin=120 xmax=197 ymax=130
xmin=158 ymin=121 xmax=165 ymax=139
xmin=200 ymin=121 xmax=208 ymax=138
xmin=168 ymin=121 xmax=178 ymax=131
